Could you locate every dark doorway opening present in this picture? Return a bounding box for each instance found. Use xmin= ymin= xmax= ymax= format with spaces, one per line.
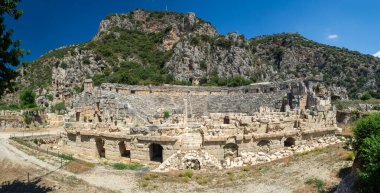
xmin=76 ymin=112 xmax=80 ymax=121
xmin=284 ymin=137 xmax=296 ymax=147
xmin=95 ymin=138 xmax=105 ymax=158
xmin=149 ymin=143 xmax=163 ymax=163
xmin=224 ymin=116 xmax=230 ymax=124
xmin=118 ymin=141 xmax=130 ymax=158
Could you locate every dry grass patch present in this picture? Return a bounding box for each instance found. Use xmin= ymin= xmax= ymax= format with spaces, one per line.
xmin=64 ymin=160 xmax=95 ymax=174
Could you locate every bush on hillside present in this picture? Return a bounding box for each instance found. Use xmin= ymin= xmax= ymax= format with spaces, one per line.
xmin=353 ymin=113 xmax=380 ymax=193
xmin=360 ymin=92 xmax=372 ymax=101
xmin=51 ymin=102 xmax=66 ymax=114
xmin=19 ymin=89 xmax=37 ymax=109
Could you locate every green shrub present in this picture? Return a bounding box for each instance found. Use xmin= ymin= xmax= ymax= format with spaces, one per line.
xmin=179 ymin=170 xmax=193 ymax=178
xmin=305 ymin=177 xmax=325 ymax=192
xmin=60 ymin=62 xmax=68 ymax=69
xmin=74 ymin=85 xmax=84 ymax=94
xmin=335 ymin=102 xmax=344 ymax=110
xmin=83 ymin=57 xmax=90 ymax=64
xmin=196 ymin=176 xmax=209 ymax=185
xmin=22 ymin=111 xmax=35 ymax=125
xmin=140 ymin=180 xmax=149 ymax=188
xmin=369 ymin=91 xmax=380 ymax=99
xmin=149 ymin=173 xmax=159 ymax=179
xmin=112 ymin=163 xmax=147 ymax=170
xmin=347 ymin=151 xmax=355 ymax=161
xmin=51 ymin=102 xmax=66 ymax=114
xmin=46 ymin=94 xmax=53 ymax=101
xmin=173 ymin=80 xmax=192 ymax=86
xmin=57 ymin=154 xmax=74 ymax=161
xmin=352 ymin=113 xmax=380 ymax=193
xmin=0 ymin=102 xmax=20 ymax=110
xmin=373 ymin=105 xmax=380 ymax=111
xmin=183 ymin=176 xmax=190 ymax=183
xmin=204 ymin=75 xmax=252 ymax=87
xmin=163 ymin=111 xmax=170 ymax=119
xmin=20 ymin=89 xmax=37 ymax=109
xmin=360 ymin=92 xmax=372 ymax=101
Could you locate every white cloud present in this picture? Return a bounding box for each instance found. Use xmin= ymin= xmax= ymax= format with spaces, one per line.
xmin=374 ymin=51 xmax=380 ymax=58
xmin=327 ymin=34 xmax=338 ymax=39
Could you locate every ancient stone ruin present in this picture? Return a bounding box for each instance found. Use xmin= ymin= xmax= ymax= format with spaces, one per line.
xmin=61 ymin=79 xmax=341 ymax=170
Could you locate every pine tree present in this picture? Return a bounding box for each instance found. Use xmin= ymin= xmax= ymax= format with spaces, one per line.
xmin=0 ymin=0 xmax=25 ymax=96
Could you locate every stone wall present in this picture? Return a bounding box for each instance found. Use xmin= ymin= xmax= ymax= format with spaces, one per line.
xmin=61 ymin=106 xmax=338 ymax=166
xmin=61 ymin=80 xmax=341 ymax=170
xmin=0 ymin=111 xmax=64 ymax=130
xmin=0 ymin=110 xmax=24 ymax=130
xmin=67 ymin=80 xmax=308 ymax=129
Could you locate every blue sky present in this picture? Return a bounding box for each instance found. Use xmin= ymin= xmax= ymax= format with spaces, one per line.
xmin=5 ymin=0 xmax=380 ymax=61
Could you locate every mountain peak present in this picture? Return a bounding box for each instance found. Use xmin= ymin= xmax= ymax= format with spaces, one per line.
xmin=95 ymin=9 xmax=217 ymax=43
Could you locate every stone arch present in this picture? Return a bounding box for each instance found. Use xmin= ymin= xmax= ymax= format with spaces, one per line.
xmin=184 ymin=159 xmax=201 ymax=170
xmin=149 ymin=143 xmax=163 ymax=163
xmin=284 ymin=137 xmax=296 ymax=147
xmin=118 ymin=141 xmax=130 ymax=158
xmin=257 ymin=140 xmax=270 ymax=146
xmin=223 ymin=143 xmax=238 ymax=158
xmin=257 ymin=140 xmax=270 ymax=153
xmin=95 ymin=138 xmax=105 ymax=158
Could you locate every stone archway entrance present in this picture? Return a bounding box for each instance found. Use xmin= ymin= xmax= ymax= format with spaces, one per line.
xmin=95 ymin=138 xmax=105 ymax=158
xmin=224 ymin=143 xmax=238 ymax=159
xmin=118 ymin=141 xmax=130 ymax=158
xmin=149 ymin=143 xmax=163 ymax=163
xmin=257 ymin=140 xmax=270 ymax=153
xmin=184 ymin=159 xmax=201 ymax=170
xmin=284 ymin=137 xmax=296 ymax=147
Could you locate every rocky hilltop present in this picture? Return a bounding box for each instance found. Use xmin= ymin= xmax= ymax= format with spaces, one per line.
xmin=10 ymin=9 xmax=380 ymax=104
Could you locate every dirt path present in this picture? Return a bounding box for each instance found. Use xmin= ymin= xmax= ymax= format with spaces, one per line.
xmin=77 ymin=167 xmax=140 ymax=193
xmin=0 ymin=137 xmax=142 ymax=192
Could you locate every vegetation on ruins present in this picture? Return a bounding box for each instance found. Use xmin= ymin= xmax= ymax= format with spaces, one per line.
xmin=163 ymin=111 xmax=170 ymax=119
xmin=352 ymin=113 xmax=380 ymax=193
xmin=0 ymin=102 xmax=19 ymax=110
xmin=22 ymin=110 xmax=36 ymax=125
xmin=51 ymin=102 xmax=66 ymax=114
xmin=57 ymin=153 xmax=74 ymax=161
xmin=333 ymin=98 xmax=380 ymax=111
xmin=111 ymin=162 xmax=147 ymax=170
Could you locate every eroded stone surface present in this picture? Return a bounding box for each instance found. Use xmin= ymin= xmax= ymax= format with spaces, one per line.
xmin=60 ymin=80 xmax=341 ymax=171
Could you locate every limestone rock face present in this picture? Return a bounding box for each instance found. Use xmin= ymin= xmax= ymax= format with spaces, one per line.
xmin=11 ymin=9 xmax=379 ymax=104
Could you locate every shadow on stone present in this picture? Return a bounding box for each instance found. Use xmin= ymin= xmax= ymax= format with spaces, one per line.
xmin=322 ymin=167 xmax=353 ymax=193
xmin=0 ymin=178 xmax=52 ymax=193
xmin=337 ymin=166 xmax=351 ymax=179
